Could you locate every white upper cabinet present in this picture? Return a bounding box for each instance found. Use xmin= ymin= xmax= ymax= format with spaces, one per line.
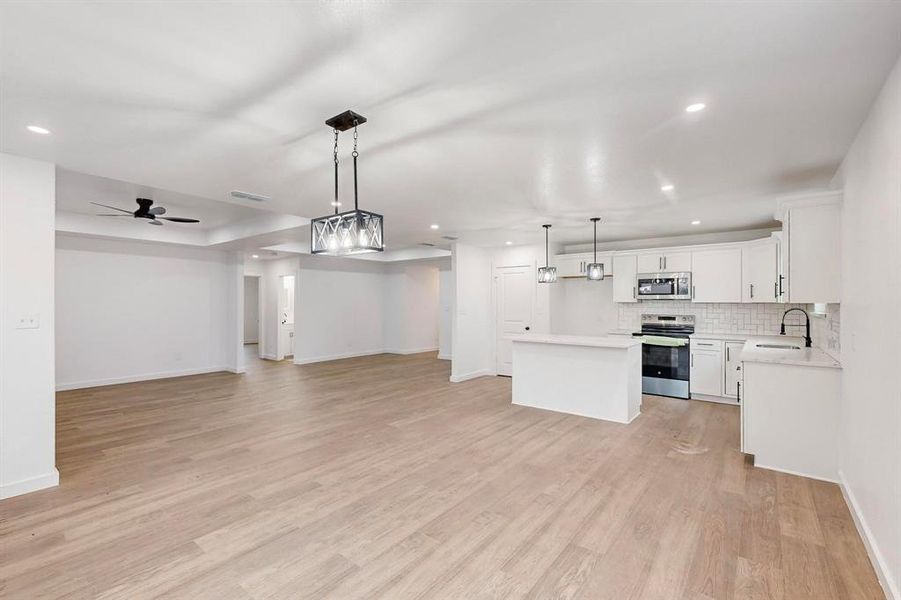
xmin=637 ymin=251 xmax=691 ymax=273
xmin=554 ymin=254 xmax=583 ymax=278
xmin=742 ymin=239 xmax=780 ymax=303
xmin=554 ymin=252 xmax=613 ymax=279
xmin=781 ymin=200 xmax=841 ymax=303
xmin=612 ymin=253 xmax=637 ymax=302
xmin=691 ymin=247 xmax=742 ymax=303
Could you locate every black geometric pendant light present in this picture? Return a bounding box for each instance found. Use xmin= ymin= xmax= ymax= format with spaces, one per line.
xmin=310 ymin=110 xmax=384 ymax=255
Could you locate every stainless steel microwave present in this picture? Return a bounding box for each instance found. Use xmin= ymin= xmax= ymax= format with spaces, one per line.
xmin=636 ymin=272 xmax=692 ymax=300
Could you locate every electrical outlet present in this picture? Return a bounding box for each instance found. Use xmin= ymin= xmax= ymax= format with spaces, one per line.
xmin=16 ymin=315 xmax=40 ymax=329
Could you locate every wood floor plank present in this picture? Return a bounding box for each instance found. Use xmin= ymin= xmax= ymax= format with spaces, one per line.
xmin=0 ymin=349 xmax=883 ymax=599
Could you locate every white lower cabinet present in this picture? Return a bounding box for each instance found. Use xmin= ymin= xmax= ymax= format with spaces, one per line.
xmin=689 ymin=337 xmax=745 ymax=403
xmin=723 ymin=341 xmax=743 ymax=399
xmin=690 ymin=339 xmax=723 ymax=397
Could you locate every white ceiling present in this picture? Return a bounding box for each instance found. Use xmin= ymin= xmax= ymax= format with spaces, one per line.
xmin=2 ymin=2 xmax=900 ymax=249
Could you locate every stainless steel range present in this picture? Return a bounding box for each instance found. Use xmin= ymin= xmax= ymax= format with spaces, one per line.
xmin=632 ymin=314 xmax=695 ymax=399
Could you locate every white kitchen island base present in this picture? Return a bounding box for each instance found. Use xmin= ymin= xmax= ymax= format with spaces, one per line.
xmin=511 ymin=335 xmax=642 ymax=424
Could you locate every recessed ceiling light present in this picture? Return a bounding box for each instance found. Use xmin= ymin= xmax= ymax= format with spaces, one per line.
xmin=251 ymin=254 xmax=259 ymax=258
xmin=430 ymin=224 xmax=439 ymax=230
xmin=505 ymin=241 xmax=513 ymax=245
xmin=660 ymin=184 xmax=674 ymax=192
xmin=26 ymin=125 xmax=51 ymax=135
xmin=685 ymin=103 xmax=706 ymax=113
xmin=691 ymin=220 xmax=701 ymax=225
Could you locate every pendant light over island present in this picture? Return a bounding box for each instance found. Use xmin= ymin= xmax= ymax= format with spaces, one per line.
xmin=537 ymin=224 xmax=557 ymax=283
xmin=586 ymin=217 xmax=605 ymax=281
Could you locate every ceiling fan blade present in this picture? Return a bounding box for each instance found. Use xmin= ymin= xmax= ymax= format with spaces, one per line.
xmin=90 ymin=201 xmax=133 ymax=214
xmin=159 ymin=216 xmax=200 ymax=223
xmin=148 ymin=206 xmax=167 ymax=215
xmin=148 ymin=220 xmax=164 ymax=226
xmin=95 ymin=213 xmax=133 ymax=217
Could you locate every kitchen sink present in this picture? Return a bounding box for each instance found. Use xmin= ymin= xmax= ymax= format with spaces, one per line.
xmin=756 ymin=343 xmax=801 ymax=350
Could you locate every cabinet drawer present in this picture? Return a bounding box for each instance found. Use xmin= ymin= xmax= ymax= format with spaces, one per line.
xmin=690 ymin=339 xmax=723 ymax=352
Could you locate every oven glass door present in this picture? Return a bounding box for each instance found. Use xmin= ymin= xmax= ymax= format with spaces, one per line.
xmin=637 ymin=276 xmax=676 ymax=297
xmin=641 ymin=341 xmax=690 ymax=381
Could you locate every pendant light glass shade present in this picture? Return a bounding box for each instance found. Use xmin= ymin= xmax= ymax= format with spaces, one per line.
xmin=586 ymin=217 xmax=604 ymax=281
xmin=538 ymin=224 xmax=556 ymax=284
xmin=586 ymin=262 xmax=604 ymax=281
xmin=538 ymin=266 xmax=557 ymax=283
xmin=310 ymin=110 xmax=385 ymax=256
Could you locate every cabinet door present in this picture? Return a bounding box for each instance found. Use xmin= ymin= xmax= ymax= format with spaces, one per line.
xmin=723 ymin=341 xmax=743 ymax=398
xmin=787 ymin=203 xmax=841 ymax=303
xmin=742 ymin=241 xmax=779 ymax=303
xmin=554 ymin=254 xmax=583 ymax=278
xmin=691 ymin=349 xmax=723 ymax=396
xmin=612 ymin=254 xmax=637 ymax=302
xmin=691 ymin=248 xmax=742 ymax=303
xmin=636 ymin=253 xmax=663 ymax=273
xmin=662 ymin=251 xmax=692 ymax=272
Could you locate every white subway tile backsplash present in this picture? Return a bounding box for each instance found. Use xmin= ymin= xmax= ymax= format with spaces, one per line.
xmin=618 ymin=301 xmax=811 ymax=336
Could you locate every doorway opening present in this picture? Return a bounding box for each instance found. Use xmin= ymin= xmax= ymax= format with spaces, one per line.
xmin=244 ymin=275 xmax=263 ymax=358
xmin=278 ymin=274 xmax=296 ymax=360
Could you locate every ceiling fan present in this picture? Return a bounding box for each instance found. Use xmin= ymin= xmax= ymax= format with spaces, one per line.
xmin=90 ymin=198 xmax=201 ymax=226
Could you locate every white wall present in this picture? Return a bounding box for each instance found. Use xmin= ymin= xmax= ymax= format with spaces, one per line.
xmin=450 ymin=244 xmax=493 ymax=382
xmin=438 ymin=267 xmax=453 ymax=360
xmin=552 ymin=278 xmax=618 ymax=336
xmin=383 ymin=262 xmax=440 ymax=354
xmin=0 ymin=153 xmax=58 ymax=499
xmin=293 ymin=256 xmax=385 ymax=364
xmin=55 ymin=235 xmax=243 ymax=390
xmin=243 ymin=276 xmax=259 ymax=343
xmin=833 ymin=54 xmax=901 ymax=600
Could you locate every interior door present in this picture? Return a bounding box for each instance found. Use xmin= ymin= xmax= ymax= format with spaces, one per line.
xmin=495 ymin=265 xmax=534 ymax=376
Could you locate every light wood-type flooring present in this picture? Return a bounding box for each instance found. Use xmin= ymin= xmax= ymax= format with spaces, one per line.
xmin=0 ymin=350 xmax=883 ymax=599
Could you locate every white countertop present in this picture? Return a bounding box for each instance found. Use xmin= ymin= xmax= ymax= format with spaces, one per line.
xmin=511 ymin=334 xmax=640 ymax=349
xmin=741 ymin=336 xmax=841 ymax=369
xmin=690 ymin=331 xmax=750 ymax=341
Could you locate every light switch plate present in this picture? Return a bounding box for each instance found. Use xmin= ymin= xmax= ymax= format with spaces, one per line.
xmin=16 ymin=314 xmax=40 ymax=329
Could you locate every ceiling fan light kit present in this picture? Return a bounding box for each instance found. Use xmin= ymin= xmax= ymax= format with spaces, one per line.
xmin=311 ymin=110 xmax=384 ymax=256
xmin=586 ymin=217 xmax=605 ymax=281
xmin=537 ymin=224 xmax=557 ymax=284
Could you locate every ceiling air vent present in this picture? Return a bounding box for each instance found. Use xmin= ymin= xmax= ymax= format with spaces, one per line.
xmin=230 ymin=190 xmax=270 ymax=202
xmin=441 ymin=235 xmax=458 ymax=241
xmin=420 ymin=242 xmax=436 ymax=247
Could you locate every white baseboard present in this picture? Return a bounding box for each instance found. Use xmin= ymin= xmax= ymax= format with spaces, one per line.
xmin=384 ymin=346 xmax=439 ymax=355
xmin=56 ymin=366 xmax=230 ymax=391
xmin=437 ymin=353 xmax=451 ymax=361
xmin=839 ymin=469 xmax=899 ymax=600
xmin=751 ymin=462 xmax=839 ymax=484
xmin=1 ymin=468 xmax=59 ymax=499
xmin=449 ymin=368 xmax=493 ymax=383
xmin=260 ymin=353 xmax=279 ymax=361
xmin=293 ymin=349 xmax=384 ymax=365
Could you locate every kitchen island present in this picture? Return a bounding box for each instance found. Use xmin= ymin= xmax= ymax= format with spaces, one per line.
xmin=511 ymin=334 xmax=642 ymax=424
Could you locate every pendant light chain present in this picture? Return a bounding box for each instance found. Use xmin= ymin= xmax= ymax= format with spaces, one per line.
xmin=333 ymin=128 xmax=340 ymax=215
xmin=593 ymin=218 xmax=598 ymax=263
